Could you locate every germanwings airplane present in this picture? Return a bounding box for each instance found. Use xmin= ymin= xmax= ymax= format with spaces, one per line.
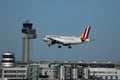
xmin=43 ymin=26 xmax=92 ymax=49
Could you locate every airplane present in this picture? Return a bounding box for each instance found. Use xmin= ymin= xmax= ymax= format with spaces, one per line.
xmin=43 ymin=26 xmax=93 ymax=49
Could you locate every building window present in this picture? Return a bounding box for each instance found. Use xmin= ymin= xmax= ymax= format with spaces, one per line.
xmin=4 ymin=70 xmax=16 ymax=73
xmin=2 ymin=60 xmax=15 ymax=63
xmin=2 ymin=55 xmax=14 ymax=58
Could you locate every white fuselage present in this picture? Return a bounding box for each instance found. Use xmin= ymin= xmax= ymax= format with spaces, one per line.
xmin=43 ymin=35 xmax=90 ymax=45
xmin=52 ymin=36 xmax=81 ymax=44
xmin=43 ymin=26 xmax=92 ymax=48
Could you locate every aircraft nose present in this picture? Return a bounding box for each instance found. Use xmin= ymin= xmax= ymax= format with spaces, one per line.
xmin=43 ymin=38 xmax=48 ymax=42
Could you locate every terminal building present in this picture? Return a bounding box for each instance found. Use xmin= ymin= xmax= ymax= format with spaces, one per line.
xmin=0 ymin=52 xmax=120 ymax=80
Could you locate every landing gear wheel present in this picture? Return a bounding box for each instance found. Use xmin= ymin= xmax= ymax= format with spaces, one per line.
xmin=58 ymin=45 xmax=61 ymax=48
xmin=68 ymin=46 xmax=72 ymax=49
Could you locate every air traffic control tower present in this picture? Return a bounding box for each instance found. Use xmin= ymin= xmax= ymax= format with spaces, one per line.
xmin=22 ymin=20 xmax=37 ymax=62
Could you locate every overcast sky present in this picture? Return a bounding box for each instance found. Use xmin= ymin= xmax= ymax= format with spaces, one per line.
xmin=0 ymin=0 xmax=120 ymax=62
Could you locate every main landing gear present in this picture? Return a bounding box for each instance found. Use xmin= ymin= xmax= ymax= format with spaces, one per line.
xmin=68 ymin=46 xmax=72 ymax=49
xmin=58 ymin=45 xmax=61 ymax=48
xmin=58 ymin=45 xmax=72 ymax=49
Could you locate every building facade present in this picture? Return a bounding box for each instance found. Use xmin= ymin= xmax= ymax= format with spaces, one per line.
xmin=1 ymin=52 xmax=120 ymax=80
xmin=1 ymin=67 xmax=27 ymax=80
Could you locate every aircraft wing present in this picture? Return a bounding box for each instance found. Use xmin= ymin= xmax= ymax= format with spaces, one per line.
xmin=48 ymin=36 xmax=65 ymax=44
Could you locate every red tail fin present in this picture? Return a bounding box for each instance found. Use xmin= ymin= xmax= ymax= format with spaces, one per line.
xmin=80 ymin=26 xmax=91 ymax=41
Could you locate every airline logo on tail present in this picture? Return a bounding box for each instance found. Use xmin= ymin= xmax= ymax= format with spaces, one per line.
xmin=80 ymin=26 xmax=91 ymax=41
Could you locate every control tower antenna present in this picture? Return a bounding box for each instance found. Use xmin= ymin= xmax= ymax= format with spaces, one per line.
xmin=22 ymin=20 xmax=37 ymax=62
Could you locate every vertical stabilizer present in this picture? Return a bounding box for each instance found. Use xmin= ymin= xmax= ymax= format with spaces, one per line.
xmin=80 ymin=26 xmax=91 ymax=41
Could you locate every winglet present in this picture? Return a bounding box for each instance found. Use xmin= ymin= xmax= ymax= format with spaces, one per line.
xmin=80 ymin=26 xmax=91 ymax=41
